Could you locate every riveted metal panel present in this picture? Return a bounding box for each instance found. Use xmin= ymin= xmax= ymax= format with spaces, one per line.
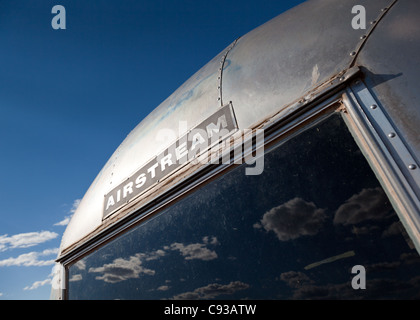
xmin=356 ymin=0 xmax=420 ymax=161
xmin=222 ymin=0 xmax=392 ymax=129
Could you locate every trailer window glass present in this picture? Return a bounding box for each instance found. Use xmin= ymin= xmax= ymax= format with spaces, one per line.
xmin=68 ymin=114 xmax=420 ymax=300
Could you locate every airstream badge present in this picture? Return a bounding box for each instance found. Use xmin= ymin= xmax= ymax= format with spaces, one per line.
xmin=103 ymin=103 xmax=238 ymax=218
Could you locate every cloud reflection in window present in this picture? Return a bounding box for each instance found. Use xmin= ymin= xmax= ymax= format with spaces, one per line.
xmin=172 ymin=281 xmax=249 ymax=300
xmin=253 ymin=197 xmax=326 ymax=241
xmin=280 ymin=251 xmax=420 ymax=299
xmin=89 ymin=236 xmax=219 ymax=283
xmin=333 ymin=187 xmax=393 ymax=226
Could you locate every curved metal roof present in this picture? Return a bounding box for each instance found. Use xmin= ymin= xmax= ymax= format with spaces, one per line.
xmin=58 ymin=0 xmax=420 ymax=257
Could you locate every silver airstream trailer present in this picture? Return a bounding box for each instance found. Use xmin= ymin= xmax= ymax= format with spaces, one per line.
xmin=52 ymin=0 xmax=420 ymax=300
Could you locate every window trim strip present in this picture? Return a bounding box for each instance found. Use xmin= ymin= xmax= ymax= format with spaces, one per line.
xmin=343 ymin=80 xmax=420 ymax=252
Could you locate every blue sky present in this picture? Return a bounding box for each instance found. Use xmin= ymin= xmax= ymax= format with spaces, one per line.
xmin=0 ymin=0 xmax=305 ymax=299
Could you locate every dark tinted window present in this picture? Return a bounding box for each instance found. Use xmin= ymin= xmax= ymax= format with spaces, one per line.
xmin=68 ymin=114 xmax=420 ymax=299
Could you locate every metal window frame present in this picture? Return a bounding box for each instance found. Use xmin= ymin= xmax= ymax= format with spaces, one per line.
xmin=342 ymin=79 xmax=420 ymax=252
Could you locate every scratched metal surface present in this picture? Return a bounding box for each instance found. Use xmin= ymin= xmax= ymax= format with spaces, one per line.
xmin=356 ymin=0 xmax=420 ymax=158
xmin=60 ymin=0 xmax=415 ymax=255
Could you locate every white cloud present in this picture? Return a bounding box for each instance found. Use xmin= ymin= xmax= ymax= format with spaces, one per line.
xmin=69 ymin=199 xmax=81 ymax=213
xmin=157 ymin=285 xmax=170 ymax=291
xmin=170 ymin=242 xmax=218 ymax=261
xmin=54 ymin=217 xmax=71 ymax=227
xmin=23 ymin=266 xmax=59 ymax=291
xmin=73 ymin=260 xmax=86 ymax=270
xmin=0 ymin=199 xmax=81 ymax=295
xmin=54 ymin=199 xmax=81 ymax=226
xmin=69 ymin=274 xmax=82 ymax=282
xmin=24 ymin=278 xmax=52 ymax=291
xmin=168 ymin=236 xmax=218 ymax=261
xmin=202 ymin=236 xmax=219 ymax=245
xmin=0 ymin=231 xmax=58 ymax=252
xmin=0 ymin=248 xmax=58 ymax=267
xmin=254 ymin=198 xmax=326 ymax=241
xmin=172 ymin=281 xmax=249 ymax=300
xmin=143 ymin=249 xmax=166 ymax=261
xmin=333 ymin=187 xmax=391 ymax=225
xmin=89 ymin=253 xmax=156 ymax=284
xmin=89 ymin=237 xmax=219 ymax=284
